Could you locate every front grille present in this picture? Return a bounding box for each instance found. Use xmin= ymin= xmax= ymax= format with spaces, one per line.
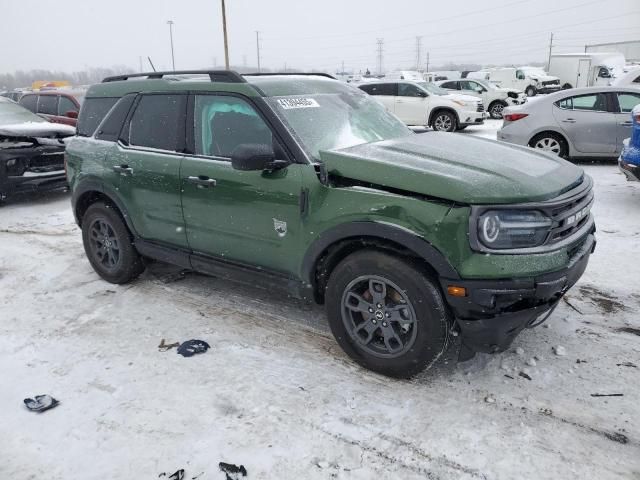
xmin=476 ymin=103 xmax=484 ymax=112
xmin=28 ymin=152 xmax=64 ymax=172
xmin=507 ymin=91 xmax=518 ymax=99
xmin=542 ymin=80 xmax=560 ymax=86
xmin=546 ymin=182 xmax=594 ymax=245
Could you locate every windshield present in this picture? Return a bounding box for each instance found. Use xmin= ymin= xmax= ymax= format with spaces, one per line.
xmin=475 ymin=79 xmax=498 ymax=90
xmin=0 ymin=99 xmax=46 ymax=125
xmin=267 ymin=90 xmax=411 ymax=159
xmin=415 ymin=82 xmax=448 ymax=96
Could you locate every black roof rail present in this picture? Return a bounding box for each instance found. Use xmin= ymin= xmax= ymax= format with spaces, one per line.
xmin=102 ymin=70 xmax=247 ymax=83
xmin=243 ymin=72 xmax=337 ymax=80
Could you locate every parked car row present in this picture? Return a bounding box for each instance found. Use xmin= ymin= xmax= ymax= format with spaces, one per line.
xmin=358 ymin=81 xmax=485 ymax=131
xmin=436 ymin=78 xmax=526 ymax=119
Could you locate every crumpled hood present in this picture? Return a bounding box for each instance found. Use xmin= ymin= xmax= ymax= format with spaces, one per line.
xmin=320 ymin=133 xmax=584 ymax=204
xmin=0 ymin=121 xmax=75 ymax=138
xmin=528 ymin=74 xmax=559 ymax=82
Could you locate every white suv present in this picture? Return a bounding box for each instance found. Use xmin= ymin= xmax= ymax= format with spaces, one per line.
xmin=436 ymin=78 xmax=526 ymax=119
xmin=358 ymin=81 xmax=484 ymax=132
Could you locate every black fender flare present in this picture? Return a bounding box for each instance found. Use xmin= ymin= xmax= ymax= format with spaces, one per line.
xmin=301 ymin=221 xmax=461 ymax=285
xmin=72 ymin=179 xmax=139 ymax=236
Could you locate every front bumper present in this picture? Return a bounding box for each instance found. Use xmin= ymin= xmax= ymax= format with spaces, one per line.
xmin=536 ymin=85 xmax=562 ymax=94
xmin=619 ymin=154 xmax=640 ymax=182
xmin=459 ymin=109 xmax=485 ymax=127
xmin=441 ymin=232 xmax=595 ymax=354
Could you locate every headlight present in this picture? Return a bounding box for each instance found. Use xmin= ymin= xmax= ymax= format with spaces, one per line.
xmin=477 ymin=210 xmax=552 ymax=249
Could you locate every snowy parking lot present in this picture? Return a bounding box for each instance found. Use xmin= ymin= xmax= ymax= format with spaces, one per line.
xmin=1 ymin=121 xmax=639 ymax=479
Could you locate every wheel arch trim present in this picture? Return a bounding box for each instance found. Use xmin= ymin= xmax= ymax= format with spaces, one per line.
xmin=301 ymin=221 xmax=461 ymax=288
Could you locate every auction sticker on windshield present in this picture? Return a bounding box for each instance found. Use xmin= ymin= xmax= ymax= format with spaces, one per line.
xmin=277 ymin=98 xmax=320 ymax=109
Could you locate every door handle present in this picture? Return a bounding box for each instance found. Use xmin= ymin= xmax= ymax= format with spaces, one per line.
xmin=619 ymin=121 xmax=633 ymax=126
xmin=186 ymin=176 xmax=217 ymax=188
xmin=112 ymin=164 xmax=133 ymax=176
xmin=562 ymin=118 xmax=576 ymax=123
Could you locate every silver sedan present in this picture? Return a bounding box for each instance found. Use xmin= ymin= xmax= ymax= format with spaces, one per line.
xmin=498 ymin=86 xmax=640 ymax=159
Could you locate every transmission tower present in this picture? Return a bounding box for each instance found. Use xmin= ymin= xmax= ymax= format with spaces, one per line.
xmin=376 ymin=38 xmax=384 ymax=75
xmin=415 ymin=36 xmax=423 ymax=70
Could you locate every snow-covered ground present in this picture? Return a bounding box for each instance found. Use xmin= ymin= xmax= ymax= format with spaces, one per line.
xmin=1 ymin=122 xmax=639 ymax=479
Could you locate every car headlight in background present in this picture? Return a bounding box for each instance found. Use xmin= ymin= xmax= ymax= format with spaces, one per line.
xmin=477 ymin=210 xmax=552 ymax=249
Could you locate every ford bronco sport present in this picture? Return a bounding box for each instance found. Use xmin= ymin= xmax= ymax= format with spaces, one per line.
xmin=66 ymin=71 xmax=596 ymax=377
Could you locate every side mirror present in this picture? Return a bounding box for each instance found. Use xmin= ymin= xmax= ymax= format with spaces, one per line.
xmin=231 ymin=143 xmax=286 ymax=172
xmin=65 ymin=110 xmax=78 ymax=119
xmin=475 ymin=87 xmax=484 ymax=93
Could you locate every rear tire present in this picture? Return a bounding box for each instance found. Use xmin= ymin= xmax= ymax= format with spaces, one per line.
xmin=529 ymin=132 xmax=568 ymax=158
xmin=488 ymin=100 xmax=507 ymax=119
xmin=81 ymin=202 xmax=145 ymax=284
xmin=431 ymin=111 xmax=457 ymax=132
xmin=325 ymin=250 xmax=450 ymax=378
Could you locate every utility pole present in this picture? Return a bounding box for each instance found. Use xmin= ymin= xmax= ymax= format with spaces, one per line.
xmin=167 ymin=20 xmax=176 ymax=71
xmin=426 ymin=51 xmax=430 ymax=73
xmin=547 ymin=32 xmax=554 ymax=70
xmin=255 ymin=31 xmax=261 ymax=72
xmin=341 ymin=60 xmax=345 ymax=74
xmin=376 ymin=38 xmax=384 ymax=76
xmin=220 ymin=0 xmax=230 ymax=69
xmin=415 ymin=36 xmax=423 ymax=70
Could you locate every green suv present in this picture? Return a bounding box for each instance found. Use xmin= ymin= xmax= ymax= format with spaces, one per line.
xmin=66 ymin=70 xmax=595 ymax=377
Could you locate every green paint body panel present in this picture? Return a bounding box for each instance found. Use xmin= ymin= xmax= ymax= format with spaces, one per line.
xmin=67 ymin=74 xmax=594 ymax=296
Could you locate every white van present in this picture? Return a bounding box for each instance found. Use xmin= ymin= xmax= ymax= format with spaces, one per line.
xmin=468 ymin=67 xmax=561 ymax=96
xmin=548 ymin=52 xmax=626 ymax=89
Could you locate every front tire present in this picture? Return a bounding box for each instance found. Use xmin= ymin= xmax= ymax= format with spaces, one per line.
xmin=81 ymin=202 xmax=145 ymax=284
xmin=488 ymin=100 xmax=507 ymax=119
xmin=525 ymin=86 xmax=537 ymax=97
xmin=431 ymin=111 xmax=457 ymax=132
xmin=529 ymin=132 xmax=568 ymax=158
xmin=325 ymin=250 xmax=450 ymax=378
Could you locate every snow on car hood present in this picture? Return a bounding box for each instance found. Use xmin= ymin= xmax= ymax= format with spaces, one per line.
xmin=320 ymin=132 xmax=584 ymax=204
xmin=0 ymin=121 xmax=75 ymax=138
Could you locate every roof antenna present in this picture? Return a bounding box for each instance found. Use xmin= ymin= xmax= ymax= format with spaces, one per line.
xmin=147 ymin=56 xmax=157 ymax=72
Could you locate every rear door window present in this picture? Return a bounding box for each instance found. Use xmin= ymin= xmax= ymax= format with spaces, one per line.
xmin=37 ymin=95 xmax=59 ymax=115
xmin=366 ymin=83 xmax=397 ymax=96
xmin=128 ymin=94 xmax=185 ymax=151
xmin=58 ymin=96 xmax=78 ymax=116
xmin=616 ymin=92 xmax=640 ymax=113
xmin=77 ymin=97 xmax=118 ymax=136
xmin=19 ymin=94 xmax=37 ymax=112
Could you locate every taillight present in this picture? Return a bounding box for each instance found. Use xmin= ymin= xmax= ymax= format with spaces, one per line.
xmin=504 ymin=113 xmax=529 ymax=122
xmin=634 ymin=113 xmax=640 ymax=123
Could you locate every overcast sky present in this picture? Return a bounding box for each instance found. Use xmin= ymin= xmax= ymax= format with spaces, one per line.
xmin=2 ymin=0 xmax=638 ymax=74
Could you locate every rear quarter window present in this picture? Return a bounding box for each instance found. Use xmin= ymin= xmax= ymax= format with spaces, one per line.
xmin=77 ymin=97 xmax=118 ymax=137
xmin=19 ymin=94 xmax=38 ymax=112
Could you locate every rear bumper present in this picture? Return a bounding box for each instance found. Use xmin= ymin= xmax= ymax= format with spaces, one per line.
xmin=441 ymin=232 xmax=595 ymax=354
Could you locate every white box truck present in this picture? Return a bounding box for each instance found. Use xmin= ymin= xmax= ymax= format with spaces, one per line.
xmin=548 ymin=52 xmax=626 ymax=89
xmin=467 ymin=67 xmax=561 ymax=96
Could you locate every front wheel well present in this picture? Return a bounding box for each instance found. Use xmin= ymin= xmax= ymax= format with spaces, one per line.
xmin=428 ymin=108 xmax=459 ymax=127
xmin=312 ymin=237 xmax=440 ymax=304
